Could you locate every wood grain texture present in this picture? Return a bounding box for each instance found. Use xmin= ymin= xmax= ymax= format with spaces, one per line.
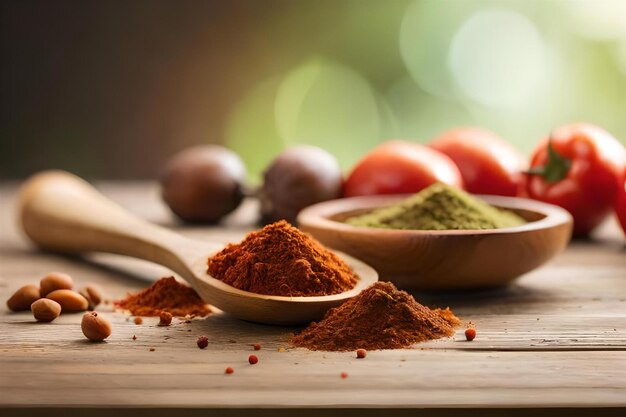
xmin=1 ymin=182 xmax=625 ymax=413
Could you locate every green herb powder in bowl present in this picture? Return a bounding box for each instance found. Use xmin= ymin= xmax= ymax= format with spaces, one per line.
xmin=345 ymin=183 xmax=526 ymax=230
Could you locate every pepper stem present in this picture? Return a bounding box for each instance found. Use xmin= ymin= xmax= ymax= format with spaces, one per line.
xmin=525 ymin=137 xmax=571 ymax=183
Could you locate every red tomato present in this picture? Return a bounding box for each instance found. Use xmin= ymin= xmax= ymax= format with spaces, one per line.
xmin=343 ymin=140 xmax=463 ymax=197
xmin=523 ymin=123 xmax=625 ymax=236
xmin=429 ymin=127 xmax=526 ymax=196
xmin=616 ymin=167 xmax=626 ymax=236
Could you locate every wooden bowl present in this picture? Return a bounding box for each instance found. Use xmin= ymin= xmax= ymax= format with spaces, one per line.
xmin=298 ymin=195 xmax=573 ymax=290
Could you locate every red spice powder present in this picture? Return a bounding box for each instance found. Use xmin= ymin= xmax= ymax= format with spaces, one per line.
xmin=207 ymin=220 xmax=358 ymax=297
xmin=291 ymin=282 xmax=459 ymax=351
xmin=115 ymin=277 xmax=211 ymax=317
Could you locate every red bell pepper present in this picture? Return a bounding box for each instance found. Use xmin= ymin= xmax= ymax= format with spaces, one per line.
xmin=523 ymin=124 xmax=625 ymax=236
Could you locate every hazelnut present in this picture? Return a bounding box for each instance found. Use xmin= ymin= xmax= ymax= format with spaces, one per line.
xmin=6 ymin=284 xmax=40 ymax=311
xmin=78 ymin=285 xmax=103 ymax=310
xmin=40 ymin=272 xmax=73 ymax=296
xmin=81 ymin=311 xmax=112 ymax=341
xmin=161 ymin=145 xmax=246 ymax=223
xmin=46 ymin=289 xmax=89 ymax=312
xmin=31 ymin=298 xmax=62 ymax=322
xmin=260 ymin=145 xmax=343 ymax=224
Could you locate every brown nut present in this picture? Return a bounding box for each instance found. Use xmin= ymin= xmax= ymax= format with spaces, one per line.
xmin=40 ymin=272 xmax=73 ymax=296
xmin=78 ymin=285 xmax=103 ymax=310
xmin=46 ymin=289 xmax=89 ymax=312
xmin=6 ymin=284 xmax=40 ymax=311
xmin=31 ymin=298 xmax=62 ymax=322
xmin=81 ymin=311 xmax=112 ymax=342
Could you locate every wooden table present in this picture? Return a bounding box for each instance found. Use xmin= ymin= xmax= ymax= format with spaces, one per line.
xmin=1 ymin=182 xmax=625 ymax=416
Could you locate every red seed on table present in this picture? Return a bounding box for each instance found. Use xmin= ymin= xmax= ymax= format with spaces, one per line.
xmin=197 ymin=336 xmax=209 ymax=349
xmin=356 ymin=349 xmax=367 ymax=359
xmin=225 ymin=367 xmax=234 ymax=374
xmin=340 ymin=372 xmax=348 ymax=379
xmin=465 ymin=328 xmax=477 ymax=341
xmin=158 ymin=312 xmax=172 ymax=326
xmin=253 ymin=343 xmax=261 ymax=351
xmin=248 ymin=354 xmax=258 ymax=365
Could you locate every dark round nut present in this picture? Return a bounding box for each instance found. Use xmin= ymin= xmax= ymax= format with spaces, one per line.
xmin=31 ymin=298 xmax=62 ymax=322
xmin=161 ymin=145 xmax=246 ymax=223
xmin=7 ymin=284 xmax=40 ymax=311
xmin=40 ymin=272 xmax=73 ymax=296
xmin=81 ymin=311 xmax=112 ymax=341
xmin=260 ymin=145 xmax=343 ymax=224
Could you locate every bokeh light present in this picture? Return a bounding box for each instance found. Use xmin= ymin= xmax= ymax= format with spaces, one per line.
xmin=275 ymin=58 xmax=386 ymax=170
xmin=386 ymin=77 xmax=473 ymax=142
xmin=449 ymin=9 xmax=547 ymax=108
xmin=225 ymin=77 xmax=285 ymax=184
xmin=399 ymin=0 xmax=470 ymax=100
xmin=564 ymin=0 xmax=626 ymax=41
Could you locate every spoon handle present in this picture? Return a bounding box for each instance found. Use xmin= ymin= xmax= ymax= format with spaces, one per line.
xmin=17 ymin=170 xmax=199 ymax=273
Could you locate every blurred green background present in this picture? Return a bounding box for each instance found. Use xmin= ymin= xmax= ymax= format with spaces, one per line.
xmin=1 ymin=0 xmax=625 ymax=182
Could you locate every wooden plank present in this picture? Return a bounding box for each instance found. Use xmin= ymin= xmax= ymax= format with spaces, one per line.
xmin=1 ymin=182 xmax=625 ymax=410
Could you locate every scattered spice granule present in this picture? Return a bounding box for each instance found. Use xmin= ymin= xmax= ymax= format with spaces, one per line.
xmin=115 ymin=277 xmax=211 ymax=317
xmin=340 ymin=372 xmax=348 ymax=379
xmin=149 ymin=348 xmax=155 ymax=352
xmin=465 ymin=328 xmax=476 ymax=341
xmin=132 ymin=335 xmax=137 ymax=340
xmin=248 ymin=355 xmax=258 ymax=365
xmin=197 ymin=336 xmax=209 ymax=349
xmin=134 ymin=317 xmax=143 ymax=325
xmin=253 ymin=343 xmax=261 ymax=351
xmin=291 ymin=282 xmax=460 ymax=351
xmin=356 ymin=349 xmax=367 ymax=359
xmin=433 ymin=307 xmax=461 ymax=327
xmin=278 ymin=347 xmax=286 ymax=352
xmin=225 ymin=367 xmax=234 ymax=374
xmin=158 ymin=311 xmax=173 ymax=326
xmin=207 ymin=220 xmax=358 ymax=297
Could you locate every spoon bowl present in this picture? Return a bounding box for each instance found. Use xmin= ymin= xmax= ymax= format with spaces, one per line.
xmin=298 ymin=194 xmax=573 ymax=290
xmin=17 ymin=171 xmax=378 ymax=325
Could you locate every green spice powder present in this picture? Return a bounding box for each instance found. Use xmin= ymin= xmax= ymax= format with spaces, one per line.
xmin=346 ymin=183 xmax=526 ymax=230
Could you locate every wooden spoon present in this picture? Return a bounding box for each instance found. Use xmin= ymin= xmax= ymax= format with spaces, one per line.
xmin=17 ymin=171 xmax=378 ymax=325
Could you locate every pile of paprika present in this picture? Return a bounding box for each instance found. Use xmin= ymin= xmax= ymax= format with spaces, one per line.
xmin=207 ymin=220 xmax=358 ymax=297
xmin=291 ymin=281 xmax=459 ymax=351
xmin=115 ymin=276 xmax=211 ymax=317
